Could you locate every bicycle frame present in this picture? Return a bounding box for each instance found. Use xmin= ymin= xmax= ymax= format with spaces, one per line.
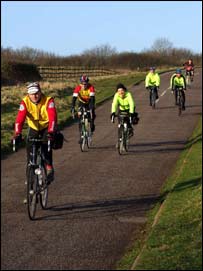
xmin=112 ymin=112 xmax=131 ymax=155
xmin=185 ymin=70 xmax=193 ymax=87
xmin=26 ymin=137 xmax=50 ymax=220
xmin=175 ymin=87 xmax=184 ymax=116
xmin=78 ymin=106 xmax=92 ymax=152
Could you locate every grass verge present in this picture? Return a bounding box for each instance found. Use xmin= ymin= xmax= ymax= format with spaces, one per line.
xmin=117 ymin=116 xmax=202 ymax=270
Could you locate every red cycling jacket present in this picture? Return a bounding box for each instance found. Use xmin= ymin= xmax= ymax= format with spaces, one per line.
xmin=184 ymin=62 xmax=194 ymax=71
xmin=73 ymin=84 xmax=95 ymax=104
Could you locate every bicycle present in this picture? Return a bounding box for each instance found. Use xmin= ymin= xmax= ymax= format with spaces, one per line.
xmin=112 ymin=112 xmax=132 ymax=155
xmin=149 ymin=86 xmax=158 ymax=109
xmin=175 ymin=86 xmax=185 ymax=116
xmin=72 ymin=106 xmax=92 ymax=152
xmin=185 ymin=70 xmax=193 ymax=87
xmin=13 ymin=136 xmax=51 ymax=220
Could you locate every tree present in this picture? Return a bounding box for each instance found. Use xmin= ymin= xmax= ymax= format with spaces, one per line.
xmin=151 ymin=37 xmax=173 ymax=55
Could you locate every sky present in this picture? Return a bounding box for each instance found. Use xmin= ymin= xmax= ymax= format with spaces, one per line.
xmin=1 ymin=1 xmax=202 ymax=56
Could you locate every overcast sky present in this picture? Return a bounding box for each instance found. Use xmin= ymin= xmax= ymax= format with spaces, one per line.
xmin=1 ymin=1 xmax=202 ymax=56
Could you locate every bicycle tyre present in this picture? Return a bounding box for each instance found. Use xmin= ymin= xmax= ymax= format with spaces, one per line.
xmin=118 ymin=126 xmax=125 ymax=155
xmin=80 ymin=124 xmax=87 ymax=152
xmin=86 ymin=120 xmax=92 ymax=148
xmin=124 ymin=129 xmax=129 ymax=152
xmin=178 ymin=93 xmax=182 ymax=116
xmin=39 ymin=164 xmax=48 ymax=209
xmin=152 ymin=89 xmax=156 ymax=109
xmin=186 ymin=75 xmax=191 ymax=87
xmin=27 ymin=166 xmax=37 ymax=220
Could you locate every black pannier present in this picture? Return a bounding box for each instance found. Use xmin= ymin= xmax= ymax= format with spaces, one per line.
xmin=52 ymin=131 xmax=64 ymax=150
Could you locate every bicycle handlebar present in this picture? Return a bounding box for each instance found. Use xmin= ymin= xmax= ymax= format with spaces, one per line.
xmin=12 ymin=137 xmax=51 ymax=153
xmin=13 ymin=139 xmax=16 ymax=152
xmin=28 ymin=137 xmax=51 ymax=152
xmin=111 ymin=113 xmax=132 ymax=124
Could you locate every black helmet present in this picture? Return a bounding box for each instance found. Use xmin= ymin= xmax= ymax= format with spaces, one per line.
xmin=116 ymin=83 xmax=127 ymax=91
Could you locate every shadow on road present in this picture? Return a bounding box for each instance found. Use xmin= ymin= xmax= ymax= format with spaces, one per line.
xmin=129 ymin=135 xmax=201 ymax=154
xmin=129 ymin=139 xmax=186 ymax=154
xmin=35 ymin=193 xmax=161 ymax=221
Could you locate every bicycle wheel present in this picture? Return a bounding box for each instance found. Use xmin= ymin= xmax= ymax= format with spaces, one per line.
xmin=186 ymin=75 xmax=190 ymax=86
xmin=39 ymin=164 xmax=48 ymax=209
xmin=118 ymin=126 xmax=125 ymax=155
xmin=124 ymin=129 xmax=129 ymax=152
xmin=80 ymin=124 xmax=87 ymax=152
xmin=178 ymin=93 xmax=182 ymax=116
xmin=151 ymin=89 xmax=156 ymax=109
xmin=85 ymin=119 xmax=92 ymax=148
xmin=27 ymin=166 xmax=38 ymax=220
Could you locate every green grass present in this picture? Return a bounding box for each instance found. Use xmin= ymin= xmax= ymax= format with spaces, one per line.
xmin=117 ymin=117 xmax=202 ymax=270
xmin=1 ymin=71 xmax=146 ymax=157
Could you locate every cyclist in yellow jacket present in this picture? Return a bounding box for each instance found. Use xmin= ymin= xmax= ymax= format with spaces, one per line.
xmin=111 ymin=83 xmax=139 ymax=137
xmin=170 ymin=69 xmax=186 ymax=109
xmin=145 ymin=67 xmax=160 ymax=106
xmin=12 ymin=82 xmax=57 ymax=183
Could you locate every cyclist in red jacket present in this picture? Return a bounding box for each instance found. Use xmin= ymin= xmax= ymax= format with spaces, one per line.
xmin=12 ymin=82 xmax=57 ymax=183
xmin=183 ymin=59 xmax=194 ymax=81
xmin=71 ymin=75 xmax=96 ymax=133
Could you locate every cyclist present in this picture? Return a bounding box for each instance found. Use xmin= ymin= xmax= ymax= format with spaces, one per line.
xmin=71 ymin=75 xmax=96 ymax=134
xmin=145 ymin=67 xmax=160 ymax=105
xmin=170 ymin=69 xmax=186 ymax=110
xmin=183 ymin=59 xmax=194 ymax=81
xmin=12 ymin=82 xmax=57 ymax=183
xmin=111 ymin=83 xmax=139 ymax=137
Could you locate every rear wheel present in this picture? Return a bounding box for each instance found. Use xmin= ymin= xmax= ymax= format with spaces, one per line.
xmin=27 ymin=167 xmax=38 ymax=220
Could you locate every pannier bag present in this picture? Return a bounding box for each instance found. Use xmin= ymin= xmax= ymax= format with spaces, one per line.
xmin=52 ymin=131 xmax=64 ymax=150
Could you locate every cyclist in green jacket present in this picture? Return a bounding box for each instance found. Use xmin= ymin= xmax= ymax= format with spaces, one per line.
xmin=111 ymin=83 xmax=139 ymax=137
xmin=145 ymin=67 xmax=160 ymax=106
xmin=170 ymin=69 xmax=186 ymax=109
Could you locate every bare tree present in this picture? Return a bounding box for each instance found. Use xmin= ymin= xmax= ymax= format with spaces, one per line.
xmin=151 ymin=37 xmax=174 ymax=55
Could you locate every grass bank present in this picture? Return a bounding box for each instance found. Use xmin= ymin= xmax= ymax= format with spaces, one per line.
xmin=117 ymin=117 xmax=202 ymax=270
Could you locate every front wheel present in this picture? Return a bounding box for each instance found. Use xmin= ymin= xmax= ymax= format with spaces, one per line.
xmin=118 ymin=126 xmax=126 ymax=155
xmin=151 ymin=89 xmax=156 ymax=109
xmin=39 ymin=165 xmax=48 ymax=209
xmin=178 ymin=93 xmax=183 ymax=116
xmin=27 ymin=166 xmax=38 ymax=220
xmin=186 ymin=75 xmax=191 ymax=87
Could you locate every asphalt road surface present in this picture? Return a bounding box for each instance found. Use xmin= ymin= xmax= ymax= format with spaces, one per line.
xmin=1 ymin=69 xmax=202 ymax=270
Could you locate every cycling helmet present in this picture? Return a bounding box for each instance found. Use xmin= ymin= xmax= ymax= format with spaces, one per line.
xmin=80 ymin=75 xmax=89 ymax=83
xmin=27 ymin=82 xmax=40 ymax=94
xmin=150 ymin=67 xmax=156 ymax=70
xmin=176 ymin=69 xmax=182 ymax=74
xmin=116 ymin=83 xmax=127 ymax=91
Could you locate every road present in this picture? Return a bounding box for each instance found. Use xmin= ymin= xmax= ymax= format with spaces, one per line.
xmin=1 ymin=69 xmax=202 ymax=270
